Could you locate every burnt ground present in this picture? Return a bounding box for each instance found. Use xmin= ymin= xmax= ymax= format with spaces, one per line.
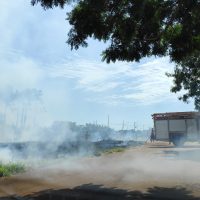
xmin=1 ymin=142 xmax=200 ymax=200
xmin=0 ymin=140 xmax=143 ymax=159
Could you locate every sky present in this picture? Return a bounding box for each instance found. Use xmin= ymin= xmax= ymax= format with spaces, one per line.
xmin=0 ymin=0 xmax=194 ymax=130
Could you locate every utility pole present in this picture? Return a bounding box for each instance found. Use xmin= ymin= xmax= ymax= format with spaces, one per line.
xmin=133 ymin=122 xmax=137 ymax=141
xmin=133 ymin=121 xmax=137 ymax=132
xmin=122 ymin=120 xmax=125 ymax=130
xmin=107 ymin=115 xmax=110 ymax=128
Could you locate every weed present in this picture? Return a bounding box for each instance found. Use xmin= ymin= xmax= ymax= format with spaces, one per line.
xmin=0 ymin=163 xmax=25 ymax=177
xmin=103 ymin=147 xmax=126 ymax=154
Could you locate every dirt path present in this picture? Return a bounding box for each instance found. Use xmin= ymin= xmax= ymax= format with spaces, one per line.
xmin=1 ymin=142 xmax=200 ymax=199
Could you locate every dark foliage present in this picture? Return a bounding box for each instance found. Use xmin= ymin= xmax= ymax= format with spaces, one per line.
xmin=31 ymin=0 xmax=72 ymax=9
xmin=32 ymin=0 xmax=200 ymax=63
xmin=167 ymin=53 xmax=200 ymax=110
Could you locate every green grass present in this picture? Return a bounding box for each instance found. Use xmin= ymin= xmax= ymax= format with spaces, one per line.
xmin=0 ymin=163 xmax=25 ymax=177
xmin=94 ymin=146 xmax=128 ymax=156
xmin=101 ymin=147 xmax=126 ymax=155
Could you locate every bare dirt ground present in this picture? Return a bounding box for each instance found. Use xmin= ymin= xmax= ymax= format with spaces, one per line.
xmin=1 ymin=142 xmax=200 ymax=200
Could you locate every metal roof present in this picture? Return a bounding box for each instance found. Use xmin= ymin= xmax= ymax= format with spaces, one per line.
xmin=152 ymin=112 xmax=200 ymax=120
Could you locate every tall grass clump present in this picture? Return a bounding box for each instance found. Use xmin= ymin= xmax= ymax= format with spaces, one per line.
xmin=0 ymin=163 xmax=25 ymax=177
xmin=103 ymin=147 xmax=126 ymax=154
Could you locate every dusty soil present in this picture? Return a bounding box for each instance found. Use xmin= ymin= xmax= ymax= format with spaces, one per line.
xmin=1 ymin=142 xmax=200 ymax=200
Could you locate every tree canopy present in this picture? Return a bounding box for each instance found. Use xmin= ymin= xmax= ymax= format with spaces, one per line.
xmin=31 ymin=0 xmax=200 ymax=109
xmin=167 ymin=53 xmax=200 ymax=110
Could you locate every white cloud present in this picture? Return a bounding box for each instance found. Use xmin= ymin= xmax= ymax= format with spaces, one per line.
xmin=0 ymin=0 xmax=182 ymax=108
xmin=50 ymin=57 xmax=177 ymax=106
xmin=50 ymin=58 xmax=128 ymax=92
xmin=0 ymin=50 xmax=44 ymax=90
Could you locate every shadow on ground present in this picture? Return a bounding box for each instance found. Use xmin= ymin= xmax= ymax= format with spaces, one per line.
xmin=148 ymin=143 xmax=200 ymax=149
xmin=1 ymin=184 xmax=199 ymax=200
xmin=148 ymin=145 xmax=174 ymax=149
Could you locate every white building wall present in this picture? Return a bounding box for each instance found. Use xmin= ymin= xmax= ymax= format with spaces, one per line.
xmin=155 ymin=120 xmax=168 ymax=140
xmin=187 ymin=119 xmax=198 ymax=140
xmin=169 ymin=119 xmax=186 ymax=132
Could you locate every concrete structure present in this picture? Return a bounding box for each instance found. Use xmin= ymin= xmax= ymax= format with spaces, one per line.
xmin=152 ymin=112 xmax=200 ymax=146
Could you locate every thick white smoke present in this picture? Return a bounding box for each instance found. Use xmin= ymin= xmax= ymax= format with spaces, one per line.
xmin=0 ymin=88 xmax=147 ymax=164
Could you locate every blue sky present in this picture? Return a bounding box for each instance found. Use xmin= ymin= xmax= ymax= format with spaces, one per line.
xmin=0 ymin=1 xmax=194 ymax=130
